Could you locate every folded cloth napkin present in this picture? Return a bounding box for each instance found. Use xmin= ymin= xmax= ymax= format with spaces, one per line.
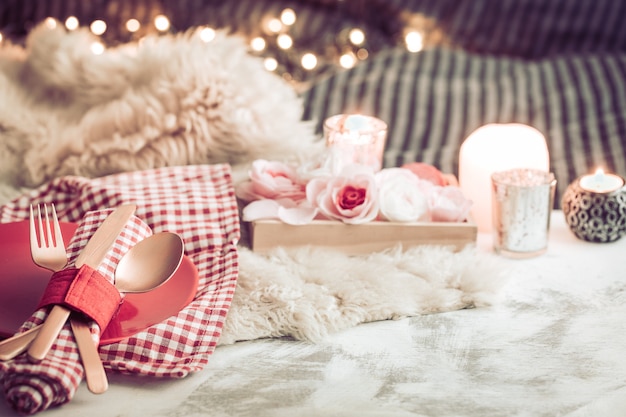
xmin=0 ymin=164 xmax=240 ymax=414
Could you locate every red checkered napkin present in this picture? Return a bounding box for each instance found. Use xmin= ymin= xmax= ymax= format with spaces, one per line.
xmin=0 ymin=164 xmax=240 ymax=414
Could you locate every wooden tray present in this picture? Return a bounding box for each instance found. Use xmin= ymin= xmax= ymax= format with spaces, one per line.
xmin=248 ymin=174 xmax=476 ymax=255
xmin=248 ymin=217 xmax=477 ymax=255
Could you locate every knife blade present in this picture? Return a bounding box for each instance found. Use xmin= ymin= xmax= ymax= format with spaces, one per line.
xmin=27 ymin=204 xmax=137 ymax=362
xmin=73 ymin=204 xmax=137 ymax=268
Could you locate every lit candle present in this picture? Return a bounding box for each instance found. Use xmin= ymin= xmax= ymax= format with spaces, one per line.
xmin=459 ymin=124 xmax=550 ymax=233
xmin=579 ymin=168 xmax=624 ymax=193
xmin=324 ymin=114 xmax=387 ymax=174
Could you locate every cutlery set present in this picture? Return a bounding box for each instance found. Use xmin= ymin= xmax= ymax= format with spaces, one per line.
xmin=0 ymin=203 xmax=184 ymax=394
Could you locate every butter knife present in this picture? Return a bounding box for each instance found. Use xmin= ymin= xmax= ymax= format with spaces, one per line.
xmin=27 ymin=204 xmax=137 ymax=362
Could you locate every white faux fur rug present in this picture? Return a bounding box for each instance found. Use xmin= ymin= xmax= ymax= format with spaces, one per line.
xmin=220 ymin=244 xmax=507 ymax=345
xmin=0 ymin=22 xmax=508 ymax=345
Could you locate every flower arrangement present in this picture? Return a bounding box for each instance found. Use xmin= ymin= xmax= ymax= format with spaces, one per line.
xmin=236 ymin=159 xmax=473 ymax=225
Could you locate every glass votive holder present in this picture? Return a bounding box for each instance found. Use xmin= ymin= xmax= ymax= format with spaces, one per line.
xmin=561 ymin=169 xmax=626 ymax=242
xmin=491 ymin=168 xmax=557 ymax=258
xmin=323 ymin=114 xmax=387 ymax=174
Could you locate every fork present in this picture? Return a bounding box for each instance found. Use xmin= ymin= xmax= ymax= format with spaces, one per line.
xmin=0 ymin=205 xmax=74 ymax=359
xmin=27 ymin=204 xmax=73 ymax=362
xmin=28 ymin=204 xmax=109 ymax=394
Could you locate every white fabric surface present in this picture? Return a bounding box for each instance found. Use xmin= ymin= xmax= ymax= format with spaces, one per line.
xmin=1 ymin=211 xmax=625 ymax=417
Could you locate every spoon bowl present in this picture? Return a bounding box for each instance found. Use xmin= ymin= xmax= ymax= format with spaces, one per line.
xmin=115 ymin=232 xmax=184 ymax=294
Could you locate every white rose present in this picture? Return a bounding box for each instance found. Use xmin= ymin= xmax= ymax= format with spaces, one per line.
xmin=429 ymin=186 xmax=473 ymax=222
xmin=375 ymin=168 xmax=431 ymax=222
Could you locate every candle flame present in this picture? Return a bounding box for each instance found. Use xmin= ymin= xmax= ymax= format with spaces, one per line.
xmin=594 ymin=168 xmax=605 ymax=176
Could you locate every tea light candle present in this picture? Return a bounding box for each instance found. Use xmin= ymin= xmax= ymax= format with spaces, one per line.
xmin=579 ymin=168 xmax=624 ymax=193
xmin=459 ymin=123 xmax=550 ymax=233
xmin=324 ymin=114 xmax=387 ymax=174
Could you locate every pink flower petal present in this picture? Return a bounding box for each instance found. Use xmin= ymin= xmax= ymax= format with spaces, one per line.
xmin=241 ymin=199 xmax=281 ymax=221
xmin=278 ymin=204 xmax=319 ymax=225
xmin=306 ymin=177 xmax=331 ymax=205
xmin=238 ymin=159 xmax=306 ymax=202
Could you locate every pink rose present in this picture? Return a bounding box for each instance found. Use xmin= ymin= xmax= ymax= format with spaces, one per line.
xmin=236 ymin=159 xmax=306 ymax=202
xmin=429 ymin=186 xmax=473 ymax=222
xmin=307 ymin=165 xmax=379 ymax=224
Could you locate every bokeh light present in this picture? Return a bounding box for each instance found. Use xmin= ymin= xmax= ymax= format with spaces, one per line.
xmin=126 ymin=18 xmax=140 ymax=33
xmin=251 ymin=36 xmax=266 ymax=51
xmin=154 ymin=15 xmax=170 ymax=32
xmin=65 ymin=16 xmax=79 ymax=31
xmin=301 ymin=53 xmax=318 ymax=70
xmin=199 ymin=26 xmax=216 ymax=42
xmin=90 ymin=20 xmax=107 ymax=36
xmin=264 ymin=57 xmax=278 ymax=71
xmin=281 ymin=9 xmax=296 ymax=26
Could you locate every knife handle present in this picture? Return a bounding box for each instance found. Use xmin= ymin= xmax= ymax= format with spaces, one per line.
xmin=70 ymin=318 xmax=109 ymax=394
xmin=27 ymin=305 xmax=71 ymax=362
xmin=0 ymin=325 xmax=42 ymax=361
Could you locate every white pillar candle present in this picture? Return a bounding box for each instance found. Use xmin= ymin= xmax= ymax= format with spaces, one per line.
xmin=579 ymin=168 xmax=624 ymax=193
xmin=459 ymin=123 xmax=550 ymax=233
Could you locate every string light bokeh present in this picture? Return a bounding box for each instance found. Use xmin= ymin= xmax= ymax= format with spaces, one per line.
xmin=0 ymin=1 xmax=441 ymax=88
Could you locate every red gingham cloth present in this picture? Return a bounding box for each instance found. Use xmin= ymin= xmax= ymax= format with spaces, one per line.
xmin=0 ymin=164 xmax=240 ymax=414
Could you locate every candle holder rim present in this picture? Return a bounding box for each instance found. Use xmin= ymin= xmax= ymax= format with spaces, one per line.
xmin=323 ymin=114 xmax=388 ymax=134
xmin=570 ymin=174 xmax=626 ymax=196
xmin=490 ymin=168 xmax=555 ymax=188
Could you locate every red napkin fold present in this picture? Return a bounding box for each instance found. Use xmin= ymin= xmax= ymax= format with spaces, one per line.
xmin=38 ymin=266 xmax=122 ymax=331
xmin=0 ymin=164 xmax=240 ymax=415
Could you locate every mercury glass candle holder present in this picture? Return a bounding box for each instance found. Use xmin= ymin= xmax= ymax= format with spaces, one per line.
xmin=561 ymin=169 xmax=626 ymax=242
xmin=324 ymin=114 xmax=387 ymax=175
xmin=491 ymin=168 xmax=556 ymax=258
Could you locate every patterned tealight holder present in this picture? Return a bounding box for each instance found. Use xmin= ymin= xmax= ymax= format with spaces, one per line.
xmin=561 ymin=168 xmax=626 ymax=242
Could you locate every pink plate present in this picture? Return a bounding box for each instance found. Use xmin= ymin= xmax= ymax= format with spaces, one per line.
xmin=0 ymin=221 xmax=198 ymax=345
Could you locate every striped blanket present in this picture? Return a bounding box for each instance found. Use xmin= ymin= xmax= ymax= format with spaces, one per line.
xmin=302 ymin=48 xmax=626 ymax=204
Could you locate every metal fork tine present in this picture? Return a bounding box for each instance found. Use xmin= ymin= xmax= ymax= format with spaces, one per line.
xmin=43 ymin=205 xmax=52 ymax=248
xmin=51 ymin=205 xmax=62 ymax=248
xmin=29 ymin=205 xmax=38 ymax=250
xmin=37 ymin=205 xmax=44 ymax=247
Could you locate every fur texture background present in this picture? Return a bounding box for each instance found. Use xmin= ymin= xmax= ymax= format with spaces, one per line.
xmin=0 ymin=22 xmax=321 ymax=197
xmin=0 ymin=22 xmax=507 ymax=345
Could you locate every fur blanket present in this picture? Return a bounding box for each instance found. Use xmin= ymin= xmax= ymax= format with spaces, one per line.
xmin=0 ymin=22 xmax=507 ymax=345
xmin=0 ymin=22 xmax=320 ymax=198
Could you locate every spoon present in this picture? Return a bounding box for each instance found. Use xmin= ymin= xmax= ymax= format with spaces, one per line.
xmin=113 ymin=232 xmax=184 ymax=294
xmin=0 ymin=232 xmax=185 ymax=362
xmin=72 ymin=231 xmax=184 ymax=393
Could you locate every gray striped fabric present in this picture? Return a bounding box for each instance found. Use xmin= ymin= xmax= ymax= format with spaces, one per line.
xmin=301 ymin=48 xmax=626 ymax=204
xmin=396 ymin=0 xmax=626 ymax=59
